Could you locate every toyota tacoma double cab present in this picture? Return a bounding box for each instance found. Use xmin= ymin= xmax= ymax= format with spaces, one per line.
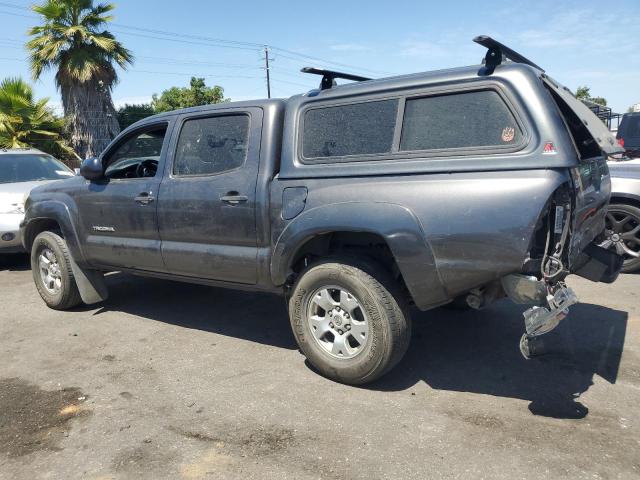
xmin=21 ymin=37 xmax=623 ymax=384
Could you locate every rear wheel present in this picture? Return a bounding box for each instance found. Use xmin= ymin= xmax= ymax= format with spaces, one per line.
xmin=31 ymin=231 xmax=82 ymax=310
xmin=603 ymin=203 xmax=640 ymax=273
xmin=288 ymin=257 xmax=411 ymax=385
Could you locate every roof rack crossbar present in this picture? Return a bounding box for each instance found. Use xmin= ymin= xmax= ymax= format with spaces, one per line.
xmin=301 ymin=67 xmax=372 ymax=90
xmin=473 ymin=35 xmax=544 ymax=75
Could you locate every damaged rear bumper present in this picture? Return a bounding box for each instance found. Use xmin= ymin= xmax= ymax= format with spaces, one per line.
xmin=502 ymin=239 xmax=622 ymax=359
xmin=502 ymin=274 xmax=579 ymax=358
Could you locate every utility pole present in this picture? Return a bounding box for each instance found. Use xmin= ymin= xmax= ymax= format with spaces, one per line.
xmin=264 ymin=46 xmax=271 ymax=99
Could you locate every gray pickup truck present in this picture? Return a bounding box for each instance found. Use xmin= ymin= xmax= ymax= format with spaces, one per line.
xmin=21 ymin=37 xmax=623 ymax=384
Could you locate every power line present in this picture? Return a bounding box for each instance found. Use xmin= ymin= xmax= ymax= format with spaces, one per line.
xmin=0 ymin=1 xmax=391 ymax=76
xmin=0 ymin=1 xmax=392 ymax=93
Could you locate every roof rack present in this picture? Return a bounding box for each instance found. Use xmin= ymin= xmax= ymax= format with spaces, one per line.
xmin=473 ymin=35 xmax=544 ymax=75
xmin=301 ymin=67 xmax=372 ymax=90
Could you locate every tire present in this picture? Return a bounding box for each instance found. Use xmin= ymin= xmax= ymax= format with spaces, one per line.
xmin=288 ymin=256 xmax=411 ymax=385
xmin=30 ymin=231 xmax=83 ymax=310
xmin=605 ymin=203 xmax=640 ymax=273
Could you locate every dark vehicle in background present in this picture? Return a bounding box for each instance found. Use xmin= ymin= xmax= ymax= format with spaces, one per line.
xmin=606 ymin=159 xmax=640 ymax=272
xmin=0 ymin=148 xmax=74 ymax=253
xmin=20 ymin=37 xmax=623 ymax=384
xmin=617 ymin=112 xmax=640 ymax=158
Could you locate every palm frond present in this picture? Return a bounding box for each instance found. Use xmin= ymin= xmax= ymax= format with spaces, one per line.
xmin=28 ymin=0 xmax=133 ymax=83
xmin=0 ymin=76 xmax=75 ymax=158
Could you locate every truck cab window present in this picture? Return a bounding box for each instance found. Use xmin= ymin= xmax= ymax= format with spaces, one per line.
xmin=103 ymin=126 xmax=167 ymax=179
xmin=173 ymin=114 xmax=250 ymax=176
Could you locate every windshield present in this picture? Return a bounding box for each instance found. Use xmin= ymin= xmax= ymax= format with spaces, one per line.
xmin=0 ymin=154 xmax=74 ymax=184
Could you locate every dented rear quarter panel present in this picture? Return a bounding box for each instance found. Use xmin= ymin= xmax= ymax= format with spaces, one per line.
xmin=271 ymin=168 xmax=571 ymax=310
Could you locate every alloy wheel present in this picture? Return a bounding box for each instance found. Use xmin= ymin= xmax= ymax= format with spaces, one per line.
xmin=39 ymin=248 xmax=62 ymax=294
xmin=307 ymin=286 xmax=370 ymax=359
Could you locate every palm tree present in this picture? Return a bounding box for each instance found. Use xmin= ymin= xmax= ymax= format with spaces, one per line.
xmin=27 ymin=0 xmax=133 ymax=159
xmin=0 ymin=77 xmax=76 ymax=161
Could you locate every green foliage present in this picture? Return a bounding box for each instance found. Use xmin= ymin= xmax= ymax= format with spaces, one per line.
xmin=0 ymin=77 xmax=77 ymax=162
xmin=575 ymin=86 xmax=591 ymax=101
xmin=575 ymin=85 xmax=607 ymax=106
xmin=27 ymin=0 xmax=133 ymax=88
xmin=152 ymin=77 xmax=226 ymax=113
xmin=117 ymin=103 xmax=155 ymax=130
xmin=27 ymin=0 xmax=132 ymax=158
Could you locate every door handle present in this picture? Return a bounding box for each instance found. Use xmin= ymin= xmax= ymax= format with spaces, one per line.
xmin=135 ymin=192 xmax=155 ymax=205
xmin=220 ymin=192 xmax=248 ymax=205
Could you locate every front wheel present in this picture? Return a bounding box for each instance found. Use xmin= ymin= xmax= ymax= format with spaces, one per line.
xmin=31 ymin=231 xmax=83 ymax=310
xmin=288 ymin=257 xmax=411 ymax=385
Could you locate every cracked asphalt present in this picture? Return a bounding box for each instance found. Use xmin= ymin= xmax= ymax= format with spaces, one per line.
xmin=1 ymin=253 xmax=639 ymax=479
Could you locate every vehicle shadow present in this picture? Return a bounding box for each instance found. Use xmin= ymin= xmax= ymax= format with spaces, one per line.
xmin=93 ymin=273 xmax=295 ymax=350
xmin=370 ymin=300 xmax=627 ymax=420
xmin=0 ymin=253 xmax=30 ymax=272
xmin=94 ymin=273 xmax=626 ymax=419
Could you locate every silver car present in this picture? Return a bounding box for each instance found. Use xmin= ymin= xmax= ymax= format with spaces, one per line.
xmin=0 ymin=149 xmax=75 ymax=253
xmin=606 ymin=158 xmax=640 ymax=272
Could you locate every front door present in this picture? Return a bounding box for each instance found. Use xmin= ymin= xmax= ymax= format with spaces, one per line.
xmin=157 ymin=109 xmax=262 ymax=284
xmin=75 ymin=123 xmax=171 ymax=270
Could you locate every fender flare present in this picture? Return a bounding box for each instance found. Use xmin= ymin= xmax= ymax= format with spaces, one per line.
xmin=22 ymin=200 xmax=85 ymax=262
xmin=270 ymin=201 xmax=449 ymax=310
xmin=22 ymin=200 xmax=108 ymax=305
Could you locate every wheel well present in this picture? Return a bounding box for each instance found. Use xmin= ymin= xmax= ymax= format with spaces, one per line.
xmin=288 ymin=231 xmax=410 ymax=297
xmin=24 ymin=219 xmax=62 ymax=251
xmin=610 ymin=195 xmax=640 ymax=210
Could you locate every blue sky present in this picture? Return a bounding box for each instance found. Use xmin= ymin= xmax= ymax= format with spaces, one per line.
xmin=0 ymin=0 xmax=639 ymax=113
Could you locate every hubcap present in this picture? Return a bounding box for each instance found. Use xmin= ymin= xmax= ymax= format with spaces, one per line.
xmin=39 ymin=248 xmax=62 ymax=294
xmin=307 ymin=286 xmax=369 ymax=359
xmin=603 ymin=210 xmax=640 ymax=261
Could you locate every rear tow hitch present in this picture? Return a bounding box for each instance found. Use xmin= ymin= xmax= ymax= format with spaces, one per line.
xmin=519 ymin=282 xmax=578 ymax=359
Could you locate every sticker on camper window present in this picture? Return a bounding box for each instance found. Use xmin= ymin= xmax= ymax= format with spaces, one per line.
xmin=501 ymin=127 xmax=515 ymax=142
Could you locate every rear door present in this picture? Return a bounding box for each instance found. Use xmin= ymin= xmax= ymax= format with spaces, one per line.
xmin=157 ymin=108 xmax=262 ymax=284
xmin=543 ymin=77 xmax=622 ymax=265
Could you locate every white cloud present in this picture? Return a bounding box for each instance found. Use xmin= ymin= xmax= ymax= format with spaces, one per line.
xmin=398 ymin=40 xmax=447 ymax=58
xmin=516 ymin=8 xmax=638 ymax=54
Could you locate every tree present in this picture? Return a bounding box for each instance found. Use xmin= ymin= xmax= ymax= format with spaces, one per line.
xmin=27 ymin=0 xmax=133 ymax=159
xmin=117 ymin=103 xmax=155 ymax=130
xmin=152 ymin=77 xmax=226 ymax=113
xmin=575 ymin=85 xmax=607 ymax=106
xmin=0 ymin=77 xmax=77 ymax=162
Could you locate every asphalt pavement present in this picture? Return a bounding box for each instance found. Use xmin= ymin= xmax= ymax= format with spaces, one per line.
xmin=1 ymin=253 xmax=638 ymax=479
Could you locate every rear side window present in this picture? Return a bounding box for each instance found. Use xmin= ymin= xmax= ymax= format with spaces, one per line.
xmin=174 ymin=114 xmax=249 ymax=176
xmin=302 ymin=99 xmax=398 ymax=159
xmin=400 ymin=90 xmax=522 ymax=151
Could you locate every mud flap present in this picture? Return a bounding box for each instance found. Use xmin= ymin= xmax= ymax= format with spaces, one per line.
xmin=573 ymin=243 xmax=624 ymax=284
xmin=69 ymin=256 xmax=108 ymax=304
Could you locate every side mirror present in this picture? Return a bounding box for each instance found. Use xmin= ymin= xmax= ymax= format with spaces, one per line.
xmin=80 ymin=157 xmax=103 ymax=180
